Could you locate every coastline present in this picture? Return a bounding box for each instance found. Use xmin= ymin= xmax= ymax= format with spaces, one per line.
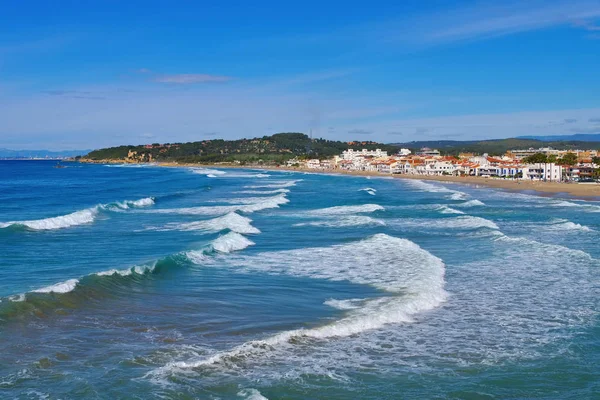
xmin=165 ymin=162 xmax=600 ymax=199
xmin=80 ymin=159 xmax=600 ymax=199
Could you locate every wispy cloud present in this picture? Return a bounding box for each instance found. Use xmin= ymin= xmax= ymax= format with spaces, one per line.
xmin=403 ymin=0 xmax=600 ymax=45
xmin=589 ymin=117 xmax=600 ymax=123
xmin=41 ymin=90 xmax=105 ymax=100
xmin=348 ymin=129 xmax=373 ymax=135
xmin=153 ymin=73 xmax=232 ymax=84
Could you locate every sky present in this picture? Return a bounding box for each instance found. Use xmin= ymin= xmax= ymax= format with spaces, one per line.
xmin=1 ymin=0 xmax=600 ymax=150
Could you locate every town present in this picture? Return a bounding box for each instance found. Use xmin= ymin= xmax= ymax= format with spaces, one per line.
xmin=292 ymin=146 xmax=600 ymax=182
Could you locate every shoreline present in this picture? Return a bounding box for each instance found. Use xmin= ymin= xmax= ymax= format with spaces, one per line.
xmin=181 ymin=163 xmax=600 ymax=199
xmin=81 ymin=159 xmax=600 ymax=199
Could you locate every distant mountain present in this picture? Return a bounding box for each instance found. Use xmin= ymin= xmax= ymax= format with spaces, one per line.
xmin=0 ymin=148 xmax=91 ymax=159
xmin=516 ymin=134 xmax=600 ymax=142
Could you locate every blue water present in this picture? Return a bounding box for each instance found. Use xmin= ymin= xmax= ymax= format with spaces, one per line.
xmin=1 ymin=160 xmax=598 ymax=399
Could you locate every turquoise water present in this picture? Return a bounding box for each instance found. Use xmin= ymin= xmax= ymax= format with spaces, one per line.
xmin=0 ymin=160 xmax=598 ymax=399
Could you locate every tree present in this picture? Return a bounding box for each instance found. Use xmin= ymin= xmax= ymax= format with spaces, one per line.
xmin=558 ymin=152 xmax=578 ymax=166
xmin=523 ymin=153 xmax=547 ymax=164
xmin=592 ymin=156 xmax=600 ymax=166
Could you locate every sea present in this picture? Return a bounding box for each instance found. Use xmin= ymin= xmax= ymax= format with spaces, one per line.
xmin=0 ymin=160 xmax=598 ymax=399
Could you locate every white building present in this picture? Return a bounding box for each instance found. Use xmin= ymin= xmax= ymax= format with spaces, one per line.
xmin=398 ymin=148 xmax=412 ymax=156
xmin=341 ymin=148 xmax=388 ymax=160
xmin=306 ymin=159 xmax=321 ymax=169
xmin=523 ymin=163 xmax=563 ymax=181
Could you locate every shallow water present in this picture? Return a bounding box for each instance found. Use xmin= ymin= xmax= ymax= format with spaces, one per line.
xmin=0 ymin=160 xmax=598 ymax=399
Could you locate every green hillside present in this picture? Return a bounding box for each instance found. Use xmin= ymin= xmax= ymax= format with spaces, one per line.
xmin=84 ymin=133 xmax=398 ymax=164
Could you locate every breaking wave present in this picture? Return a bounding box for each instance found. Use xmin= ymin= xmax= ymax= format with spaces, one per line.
xmin=157 ymin=212 xmax=260 ymax=234
xmin=391 ymin=216 xmax=499 ymax=231
xmin=359 ymin=188 xmax=377 ymax=196
xmin=294 ymin=215 xmax=386 ymax=228
xmin=0 ymin=197 xmax=155 ymax=231
xmin=245 ymin=180 xmax=300 ymax=189
xmin=455 ymin=199 xmax=485 ymax=207
xmin=0 ymin=231 xmax=255 ymax=317
xmin=307 ymin=204 xmax=384 ymax=216
xmin=236 ymin=189 xmax=290 ymax=195
xmin=146 ymin=194 xmax=289 ymax=216
xmin=151 ymin=233 xmax=447 ymax=373
xmin=190 ymin=168 xmax=227 ymax=176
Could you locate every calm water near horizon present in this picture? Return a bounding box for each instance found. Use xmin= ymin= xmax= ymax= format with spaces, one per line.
xmin=0 ymin=160 xmax=598 ymax=399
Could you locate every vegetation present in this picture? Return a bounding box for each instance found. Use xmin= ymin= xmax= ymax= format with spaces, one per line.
xmin=522 ymin=152 xmax=578 ymax=165
xmin=84 ymin=133 xmax=399 ymax=164
xmin=391 ymin=138 xmax=600 ymax=156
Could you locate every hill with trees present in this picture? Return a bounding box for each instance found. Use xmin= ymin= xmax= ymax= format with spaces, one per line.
xmin=83 ymin=133 xmax=398 ymax=164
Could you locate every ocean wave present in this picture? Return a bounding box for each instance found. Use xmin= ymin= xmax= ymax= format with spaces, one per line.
xmin=106 ymin=197 xmax=155 ymax=211
xmin=151 ymin=233 xmax=447 ymax=373
xmin=324 ymin=298 xmax=367 ymax=310
xmin=32 ymin=279 xmax=79 ymax=294
xmin=546 ymin=219 xmax=593 ymax=232
xmin=159 ymin=212 xmax=260 ymax=234
xmin=293 ymin=215 xmax=386 ymax=228
xmin=449 ymin=192 xmax=468 ymax=201
xmin=236 ymin=189 xmax=290 ymax=195
xmin=0 ymin=231 xmax=255 ymax=315
xmin=190 ymin=168 xmax=227 ymax=176
xmin=307 ymin=204 xmax=384 ymax=216
xmin=245 ymin=180 xmax=300 ymax=189
xmin=185 ymin=232 xmax=255 ymax=263
xmin=238 ymin=389 xmax=269 ymax=400
xmin=455 ymin=199 xmax=485 ymax=207
xmin=437 ymin=206 xmax=465 ymax=215
xmin=391 ymin=216 xmax=499 ymax=231
xmin=359 ymin=188 xmax=377 ymax=196
xmin=0 ymin=197 xmax=155 ymax=231
xmin=147 ymin=194 xmax=289 ymax=216
xmin=0 ymin=208 xmax=99 ymax=231
xmin=551 ymin=200 xmax=600 ymax=212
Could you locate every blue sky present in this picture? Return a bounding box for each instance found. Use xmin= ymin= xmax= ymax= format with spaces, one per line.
xmin=1 ymin=0 xmax=600 ymax=149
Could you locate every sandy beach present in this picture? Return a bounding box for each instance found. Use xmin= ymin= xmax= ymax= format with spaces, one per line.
xmin=152 ymin=161 xmax=600 ymax=199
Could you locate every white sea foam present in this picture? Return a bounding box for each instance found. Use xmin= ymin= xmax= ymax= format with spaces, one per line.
xmin=455 ymin=199 xmax=485 ymax=207
xmin=307 ymin=204 xmax=384 ymax=216
xmin=32 ymin=279 xmax=79 ymax=294
xmin=324 ymin=298 xmax=367 ymax=310
xmin=190 ymin=168 xmax=227 ymax=176
xmin=551 ymin=200 xmax=600 ymax=212
xmin=449 ymin=192 xmax=468 ymax=201
xmin=147 ymin=194 xmax=289 ymax=216
xmin=236 ymin=188 xmax=290 ymax=195
xmin=546 ymin=219 xmax=593 ymax=232
xmin=359 ymin=187 xmax=377 ymax=195
xmin=294 ymin=215 xmax=385 ymax=228
xmin=437 ymin=206 xmax=465 ymax=215
xmin=238 ymin=389 xmax=269 ymax=400
xmin=0 ymin=197 xmax=155 ymax=231
xmin=167 ymin=213 xmax=260 ymax=234
xmin=404 ymin=180 xmax=454 ymax=193
xmin=185 ymin=232 xmax=255 ymax=262
xmin=108 ymin=197 xmax=155 ymax=210
xmin=153 ymin=234 xmax=447 ymax=373
xmin=245 ymin=180 xmax=300 ymax=189
xmin=0 ymin=208 xmax=99 ymax=230
xmin=391 ymin=216 xmax=499 ymax=231
xmin=94 ymin=264 xmax=156 ymax=277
